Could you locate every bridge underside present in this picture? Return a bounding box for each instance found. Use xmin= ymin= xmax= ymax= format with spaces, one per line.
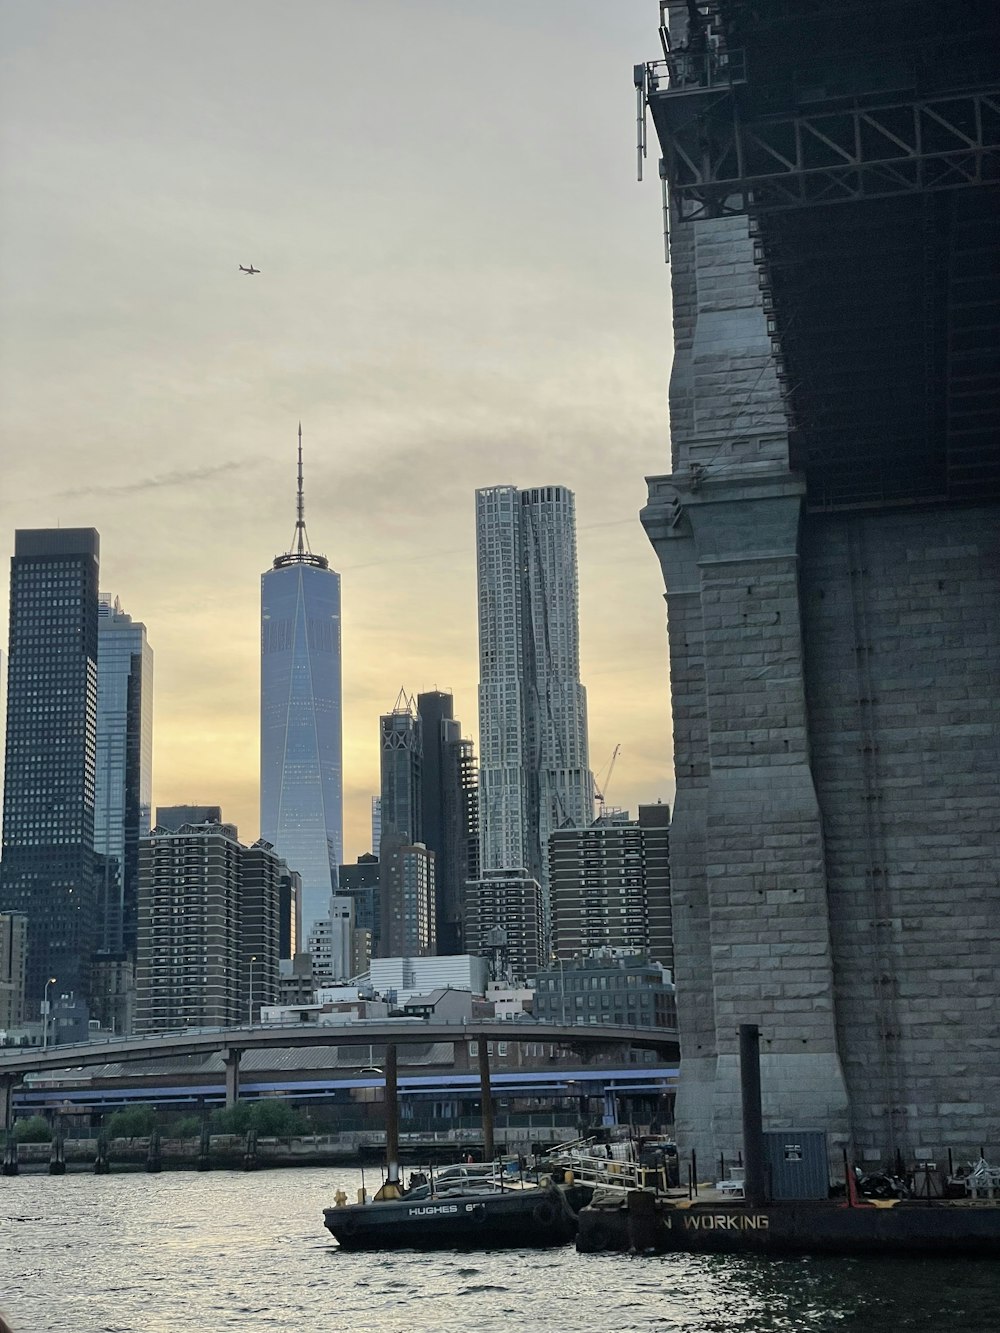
xmin=643 ymin=0 xmax=1000 ymax=1166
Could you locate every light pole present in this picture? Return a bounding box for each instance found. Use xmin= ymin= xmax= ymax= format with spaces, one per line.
xmin=248 ymin=955 xmax=257 ymax=1026
xmin=42 ymin=976 xmax=57 ymax=1049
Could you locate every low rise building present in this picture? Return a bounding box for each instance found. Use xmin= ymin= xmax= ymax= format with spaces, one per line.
xmin=533 ymin=952 xmax=676 ymax=1030
xmin=369 ymin=954 xmax=488 ymax=1007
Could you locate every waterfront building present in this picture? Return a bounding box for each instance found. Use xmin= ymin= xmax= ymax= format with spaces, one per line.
xmin=135 ymin=816 xmax=281 ymax=1031
xmin=0 ymin=529 xmax=100 ymax=1021
xmin=0 ymin=910 xmax=27 ymax=1029
xmin=486 ymin=980 xmax=534 ymax=1021
xmin=533 ymin=953 xmax=676 ymax=1031
xmin=464 ymin=870 xmax=544 ymax=983
xmin=369 ymin=953 xmax=489 ymax=1007
xmin=92 ymin=596 xmax=153 ymax=1033
xmin=475 ymin=485 xmax=594 ymax=926
xmin=417 ymin=690 xmax=480 ymax=954
xmin=639 ymin=4 xmax=1000 ymax=1162
xmin=549 ymin=803 xmax=672 ymax=969
xmin=260 ymin=426 xmax=342 ymax=942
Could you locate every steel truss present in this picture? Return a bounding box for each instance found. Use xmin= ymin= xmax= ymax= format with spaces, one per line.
xmin=649 ymin=78 xmax=1000 ymax=218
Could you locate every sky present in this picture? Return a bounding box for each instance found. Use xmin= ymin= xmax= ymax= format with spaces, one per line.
xmin=0 ymin=0 xmax=675 ymax=863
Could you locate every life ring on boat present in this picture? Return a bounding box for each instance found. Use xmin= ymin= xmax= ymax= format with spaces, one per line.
xmin=532 ymin=1199 xmax=559 ymax=1228
xmin=335 ymin=1215 xmax=357 ymax=1239
xmin=467 ymin=1202 xmax=487 ymax=1223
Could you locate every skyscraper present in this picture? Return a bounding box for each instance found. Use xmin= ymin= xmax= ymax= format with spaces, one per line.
xmin=475 ymin=485 xmax=593 ymax=915
xmin=135 ymin=814 xmax=281 ymax=1032
xmin=417 ymin=690 xmax=479 ymax=954
xmin=379 ymin=690 xmax=422 ymax=844
xmin=94 ymin=596 xmax=153 ymax=960
xmin=0 ymin=529 xmax=100 ymax=1018
xmin=260 ymin=427 xmax=343 ymax=942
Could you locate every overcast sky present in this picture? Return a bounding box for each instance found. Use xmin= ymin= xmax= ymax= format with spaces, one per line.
xmin=0 ymin=0 xmax=674 ymax=861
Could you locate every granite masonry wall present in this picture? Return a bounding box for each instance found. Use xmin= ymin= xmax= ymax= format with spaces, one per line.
xmin=644 ymin=206 xmax=999 ymax=1166
xmin=801 ymin=506 xmax=1000 ymax=1160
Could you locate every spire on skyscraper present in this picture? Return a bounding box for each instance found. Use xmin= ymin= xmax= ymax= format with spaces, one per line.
xmin=274 ymin=423 xmax=328 ymax=570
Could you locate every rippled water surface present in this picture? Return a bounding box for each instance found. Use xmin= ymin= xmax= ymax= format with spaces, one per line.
xmin=1 ymin=1169 xmax=998 ymax=1332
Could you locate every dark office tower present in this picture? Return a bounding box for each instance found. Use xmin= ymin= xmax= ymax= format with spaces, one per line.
xmin=339 ymin=852 xmax=381 ymax=956
xmin=277 ymin=862 xmax=302 ymax=961
xmin=417 ymin=690 xmax=480 ymax=954
xmin=261 ymin=426 xmax=343 ymax=945
xmin=380 ymin=690 xmax=422 ymax=843
xmin=379 ymin=831 xmax=435 ymax=958
xmin=94 ymin=597 xmax=153 ymax=962
xmin=0 ymin=529 xmax=100 ymax=1019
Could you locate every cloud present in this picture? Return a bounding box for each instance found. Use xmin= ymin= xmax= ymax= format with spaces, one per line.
xmin=57 ymin=460 xmax=244 ymax=500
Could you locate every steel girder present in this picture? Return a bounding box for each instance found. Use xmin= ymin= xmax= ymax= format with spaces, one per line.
xmin=649 ymin=82 xmax=1000 ymax=219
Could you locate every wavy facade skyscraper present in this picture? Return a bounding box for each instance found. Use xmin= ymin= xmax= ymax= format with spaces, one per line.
xmin=260 ymin=428 xmax=342 ymax=941
xmin=475 ymin=484 xmax=594 ymax=923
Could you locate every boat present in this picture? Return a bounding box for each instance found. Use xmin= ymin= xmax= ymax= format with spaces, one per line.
xmin=577 ymin=1192 xmax=1000 ymax=1256
xmin=322 ymin=1041 xmax=589 ymax=1250
xmin=324 ymin=1177 xmax=581 ymax=1251
xmin=576 ymin=1028 xmax=1000 ymax=1257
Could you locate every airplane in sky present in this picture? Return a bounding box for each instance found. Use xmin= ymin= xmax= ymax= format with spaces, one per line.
xmin=239 ymin=263 xmax=260 ymax=275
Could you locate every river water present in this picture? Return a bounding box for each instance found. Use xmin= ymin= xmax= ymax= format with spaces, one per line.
xmin=1 ymin=1168 xmax=998 ymax=1332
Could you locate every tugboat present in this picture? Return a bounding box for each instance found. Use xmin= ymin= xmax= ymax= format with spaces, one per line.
xmin=324 ymin=1172 xmax=579 ymax=1251
xmin=323 ymin=1041 xmax=587 ymax=1251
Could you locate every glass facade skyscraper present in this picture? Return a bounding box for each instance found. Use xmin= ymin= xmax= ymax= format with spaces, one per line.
xmin=0 ymin=528 xmax=100 ymax=1013
xmin=260 ymin=429 xmax=343 ymax=941
xmin=95 ymin=596 xmax=153 ymax=959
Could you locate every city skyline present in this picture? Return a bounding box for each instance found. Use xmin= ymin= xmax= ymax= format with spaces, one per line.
xmin=0 ymin=1 xmax=675 ymax=861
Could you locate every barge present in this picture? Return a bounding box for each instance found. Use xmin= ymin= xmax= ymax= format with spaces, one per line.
xmin=577 ymin=1193 xmax=1000 ymax=1256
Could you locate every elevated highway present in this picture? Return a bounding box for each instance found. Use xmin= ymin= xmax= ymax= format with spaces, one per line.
xmin=0 ymin=1020 xmax=678 ymax=1129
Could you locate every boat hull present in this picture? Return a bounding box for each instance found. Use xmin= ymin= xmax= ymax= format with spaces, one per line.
xmin=577 ymin=1198 xmax=1000 ymax=1256
xmin=325 ymin=1186 xmax=577 ymax=1251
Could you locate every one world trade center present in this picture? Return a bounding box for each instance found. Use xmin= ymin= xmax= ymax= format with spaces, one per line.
xmin=260 ymin=426 xmax=343 ymax=940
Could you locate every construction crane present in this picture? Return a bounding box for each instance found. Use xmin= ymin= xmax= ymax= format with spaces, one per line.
xmin=594 ymin=744 xmax=621 ymax=821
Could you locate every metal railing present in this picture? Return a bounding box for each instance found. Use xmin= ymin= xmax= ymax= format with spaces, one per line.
xmin=646 ymin=48 xmax=746 ymax=95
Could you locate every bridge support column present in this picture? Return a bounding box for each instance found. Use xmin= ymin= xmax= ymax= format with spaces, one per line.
xmin=1 ymin=1074 xmax=18 ymax=1134
xmin=222 ymin=1048 xmax=243 ymax=1108
xmin=478 ymin=1040 xmax=495 ymax=1162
